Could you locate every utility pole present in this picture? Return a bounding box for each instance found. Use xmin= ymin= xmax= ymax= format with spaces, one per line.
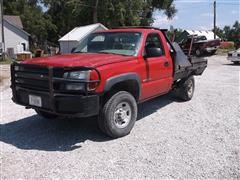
xmin=214 ymin=0 xmax=216 ymax=39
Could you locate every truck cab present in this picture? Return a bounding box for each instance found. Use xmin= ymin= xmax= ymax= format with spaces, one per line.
xmin=11 ymin=27 xmax=207 ymax=138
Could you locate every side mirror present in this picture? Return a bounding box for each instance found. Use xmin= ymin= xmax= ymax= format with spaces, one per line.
xmin=71 ymin=47 xmax=76 ymax=53
xmin=145 ymin=46 xmax=163 ymax=58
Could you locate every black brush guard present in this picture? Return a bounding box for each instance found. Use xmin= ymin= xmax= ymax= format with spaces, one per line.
xmin=11 ymin=63 xmax=101 ymax=117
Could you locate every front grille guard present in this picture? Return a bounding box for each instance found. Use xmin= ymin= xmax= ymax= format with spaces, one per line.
xmin=11 ymin=63 xmax=101 ymax=112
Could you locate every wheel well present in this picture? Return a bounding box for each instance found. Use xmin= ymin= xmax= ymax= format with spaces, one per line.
xmin=104 ymin=80 xmax=140 ymax=102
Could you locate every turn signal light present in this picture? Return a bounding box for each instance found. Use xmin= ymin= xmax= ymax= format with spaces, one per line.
xmin=88 ymin=70 xmax=100 ymax=91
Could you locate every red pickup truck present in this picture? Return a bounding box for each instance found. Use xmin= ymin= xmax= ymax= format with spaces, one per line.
xmin=11 ymin=27 xmax=207 ymax=138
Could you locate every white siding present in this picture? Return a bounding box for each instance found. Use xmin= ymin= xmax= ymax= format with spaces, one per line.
xmin=185 ymin=30 xmax=219 ymax=40
xmin=59 ymin=23 xmax=108 ymax=41
xmin=2 ymin=20 xmax=29 ymax=54
xmin=59 ymin=24 xmax=108 ymax=54
xmin=59 ymin=41 xmax=78 ymax=54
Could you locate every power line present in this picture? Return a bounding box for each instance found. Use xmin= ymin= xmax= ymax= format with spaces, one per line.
xmin=218 ymin=3 xmax=240 ymax=5
xmin=175 ymin=0 xmax=239 ymax=5
xmin=70 ymin=1 xmax=240 ymax=17
xmin=175 ymin=0 xmax=239 ymax=2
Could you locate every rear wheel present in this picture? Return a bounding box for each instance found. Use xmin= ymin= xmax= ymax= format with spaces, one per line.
xmin=35 ymin=110 xmax=59 ymax=119
xmin=210 ymin=50 xmax=217 ymax=55
xmin=175 ymin=76 xmax=195 ymax=101
xmin=98 ymin=91 xmax=137 ymax=138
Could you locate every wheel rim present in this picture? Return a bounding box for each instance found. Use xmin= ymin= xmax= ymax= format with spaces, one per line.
xmin=187 ymin=80 xmax=193 ymax=97
xmin=114 ymin=101 xmax=132 ymax=129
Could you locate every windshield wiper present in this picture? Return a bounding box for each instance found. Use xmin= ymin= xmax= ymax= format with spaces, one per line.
xmin=73 ymin=51 xmax=131 ymax=56
xmin=72 ymin=51 xmax=90 ymax=54
xmin=97 ymin=52 xmax=130 ymax=56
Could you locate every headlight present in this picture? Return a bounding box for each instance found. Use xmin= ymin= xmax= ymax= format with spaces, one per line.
xmin=63 ymin=71 xmax=90 ymax=80
xmin=63 ymin=71 xmax=90 ymax=91
xmin=63 ymin=70 xmax=100 ymax=91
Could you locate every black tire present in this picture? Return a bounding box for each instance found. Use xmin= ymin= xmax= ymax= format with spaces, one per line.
xmin=210 ymin=50 xmax=217 ymax=55
xmin=175 ymin=76 xmax=195 ymax=101
xmin=233 ymin=62 xmax=240 ymax=65
xmin=35 ymin=110 xmax=59 ymax=119
xmin=98 ymin=91 xmax=137 ymax=138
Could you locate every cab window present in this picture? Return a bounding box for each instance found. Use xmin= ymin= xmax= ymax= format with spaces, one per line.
xmin=145 ymin=33 xmax=165 ymax=57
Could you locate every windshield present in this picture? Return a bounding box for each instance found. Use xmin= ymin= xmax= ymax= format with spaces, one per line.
xmin=73 ymin=32 xmax=142 ymax=56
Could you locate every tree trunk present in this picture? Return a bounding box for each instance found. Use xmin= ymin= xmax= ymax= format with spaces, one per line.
xmin=93 ymin=0 xmax=99 ymax=23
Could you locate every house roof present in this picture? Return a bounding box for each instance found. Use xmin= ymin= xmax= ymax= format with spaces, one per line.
xmin=185 ymin=30 xmax=220 ymax=40
xmin=4 ymin=15 xmax=23 ymax=29
xmin=59 ymin=23 xmax=108 ymax=42
xmin=3 ymin=15 xmax=30 ymax=36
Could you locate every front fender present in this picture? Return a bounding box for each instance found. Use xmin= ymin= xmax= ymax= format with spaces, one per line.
xmin=104 ymin=73 xmax=141 ymax=98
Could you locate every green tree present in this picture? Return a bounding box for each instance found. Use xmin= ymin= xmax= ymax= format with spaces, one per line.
xmin=215 ymin=27 xmax=224 ymax=39
xmin=167 ymin=28 xmax=183 ymax=42
xmin=42 ymin=0 xmax=177 ymax=43
xmin=216 ymin=21 xmax=240 ymax=48
xmin=4 ymin=0 xmax=177 ymax=46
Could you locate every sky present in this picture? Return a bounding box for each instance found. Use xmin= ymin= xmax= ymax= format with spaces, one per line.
xmin=153 ymin=0 xmax=240 ymax=30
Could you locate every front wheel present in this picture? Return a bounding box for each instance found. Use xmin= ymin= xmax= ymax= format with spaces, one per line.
xmin=175 ymin=76 xmax=195 ymax=101
xmin=98 ymin=91 xmax=138 ymax=138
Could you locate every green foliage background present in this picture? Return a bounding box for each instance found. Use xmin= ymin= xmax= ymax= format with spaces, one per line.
xmin=215 ymin=21 xmax=240 ymax=48
xmin=3 ymin=0 xmax=239 ymax=50
xmin=3 ymin=0 xmax=177 ymax=49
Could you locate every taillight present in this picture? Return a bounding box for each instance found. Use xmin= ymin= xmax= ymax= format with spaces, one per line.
xmin=88 ymin=70 xmax=100 ymax=91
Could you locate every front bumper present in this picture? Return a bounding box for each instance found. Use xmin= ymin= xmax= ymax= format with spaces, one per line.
xmin=12 ymin=86 xmax=100 ymax=117
xmin=227 ymin=57 xmax=240 ymax=62
xmin=205 ymin=47 xmax=218 ymax=52
xmin=11 ymin=63 xmax=101 ymax=117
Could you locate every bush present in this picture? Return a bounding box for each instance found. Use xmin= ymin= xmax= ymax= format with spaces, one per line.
xmin=220 ymin=41 xmax=235 ymax=49
xmin=0 ymin=56 xmax=13 ymax=64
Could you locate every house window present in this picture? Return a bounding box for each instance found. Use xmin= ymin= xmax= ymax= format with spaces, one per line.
xmin=21 ymin=43 xmax=26 ymax=51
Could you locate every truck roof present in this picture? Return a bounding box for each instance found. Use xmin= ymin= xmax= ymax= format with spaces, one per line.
xmin=96 ymin=27 xmax=168 ymax=33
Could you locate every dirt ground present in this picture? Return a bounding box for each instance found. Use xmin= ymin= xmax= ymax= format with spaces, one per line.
xmin=0 ymin=65 xmax=10 ymax=89
xmin=0 ymin=55 xmax=239 ymax=179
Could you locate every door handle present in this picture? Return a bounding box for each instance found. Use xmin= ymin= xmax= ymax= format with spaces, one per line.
xmin=164 ymin=61 xmax=169 ymax=67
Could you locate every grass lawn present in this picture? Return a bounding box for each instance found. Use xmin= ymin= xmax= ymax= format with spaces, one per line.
xmin=0 ymin=57 xmax=13 ymax=65
xmin=216 ymin=48 xmax=235 ymax=56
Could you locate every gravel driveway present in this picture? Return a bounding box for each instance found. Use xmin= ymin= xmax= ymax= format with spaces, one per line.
xmin=1 ymin=55 xmax=239 ymax=179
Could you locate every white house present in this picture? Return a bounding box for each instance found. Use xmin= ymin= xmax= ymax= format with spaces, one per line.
xmin=0 ymin=15 xmax=30 ymax=56
xmin=59 ymin=23 xmax=108 ymax=54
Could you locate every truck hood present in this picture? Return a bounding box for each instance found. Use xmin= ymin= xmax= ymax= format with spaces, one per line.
xmin=23 ymin=53 xmax=136 ymax=67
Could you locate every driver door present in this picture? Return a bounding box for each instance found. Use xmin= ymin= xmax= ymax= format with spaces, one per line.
xmin=142 ymin=33 xmax=173 ymax=99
